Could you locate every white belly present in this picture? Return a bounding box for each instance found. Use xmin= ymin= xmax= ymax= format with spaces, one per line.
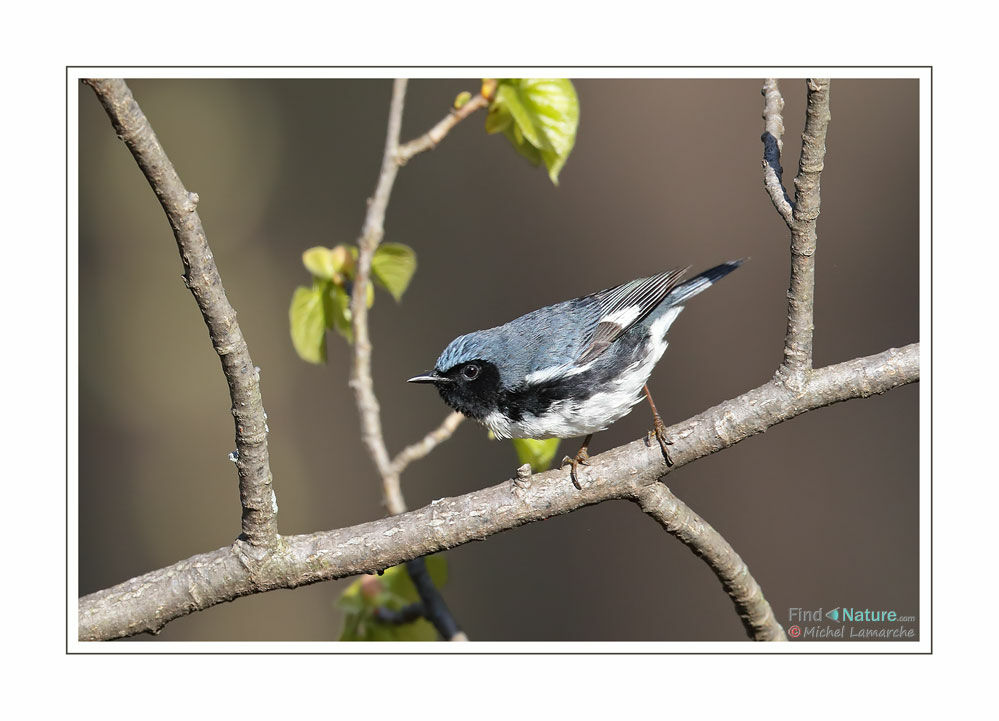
xmin=485 ymin=382 xmax=648 ymax=438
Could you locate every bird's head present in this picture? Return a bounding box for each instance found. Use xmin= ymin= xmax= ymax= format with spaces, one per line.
xmin=407 ymin=331 xmax=506 ymax=421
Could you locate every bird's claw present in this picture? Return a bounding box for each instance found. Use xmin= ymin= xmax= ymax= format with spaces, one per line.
xmin=648 ymin=415 xmax=674 ymax=467
xmin=561 ymin=448 xmax=590 ymax=489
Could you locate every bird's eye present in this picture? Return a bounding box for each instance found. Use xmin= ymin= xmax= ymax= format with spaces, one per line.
xmin=462 ymin=364 xmax=480 ymax=381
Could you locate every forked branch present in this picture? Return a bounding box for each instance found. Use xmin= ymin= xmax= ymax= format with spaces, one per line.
xmin=761 ymin=78 xmax=832 ymax=385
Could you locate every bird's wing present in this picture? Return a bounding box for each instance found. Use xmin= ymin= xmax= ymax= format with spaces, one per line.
xmin=574 ymin=266 xmax=690 ymax=366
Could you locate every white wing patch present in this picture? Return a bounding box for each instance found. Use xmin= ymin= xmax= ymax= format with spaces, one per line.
xmin=575 ymin=267 xmax=689 ymax=366
xmin=600 ymin=304 xmax=642 ymax=329
xmin=525 ymin=357 xmax=598 ymax=385
xmin=524 ymin=365 xmax=566 ymax=385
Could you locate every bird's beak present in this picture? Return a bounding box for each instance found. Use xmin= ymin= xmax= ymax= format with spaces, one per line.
xmin=407 ymin=371 xmax=448 ymax=384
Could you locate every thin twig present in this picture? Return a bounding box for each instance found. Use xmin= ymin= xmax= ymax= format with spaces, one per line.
xmin=347 ymin=79 xmax=466 ymax=639
xmin=761 ymin=78 xmax=794 ymax=224
xmin=390 ymin=412 xmax=464 ymax=477
xmin=396 ymin=93 xmax=490 ymax=165
xmin=83 ymin=79 xmax=279 ymax=548
xmin=350 ymin=78 xmax=408 ymax=516
xmin=79 ymin=343 xmax=918 ymax=641
xmin=634 ymin=484 xmax=786 ymax=641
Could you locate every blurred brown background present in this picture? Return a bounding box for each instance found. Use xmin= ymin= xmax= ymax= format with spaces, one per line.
xmin=78 ymin=78 xmax=919 ymax=641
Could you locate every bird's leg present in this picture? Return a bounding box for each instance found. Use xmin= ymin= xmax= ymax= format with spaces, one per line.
xmin=643 ymin=384 xmax=673 ymax=467
xmin=561 ymin=433 xmax=593 ymax=489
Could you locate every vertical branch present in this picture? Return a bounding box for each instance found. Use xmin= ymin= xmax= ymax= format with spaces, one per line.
xmin=350 ymin=79 xmax=409 ymax=515
xmin=347 ymin=80 xmax=475 ymax=640
xmin=784 ymin=78 xmax=831 ymax=380
xmin=348 ymin=80 xmax=484 ymax=515
xmin=84 ymin=79 xmax=279 ymax=548
xmin=761 ymin=78 xmax=832 ymax=387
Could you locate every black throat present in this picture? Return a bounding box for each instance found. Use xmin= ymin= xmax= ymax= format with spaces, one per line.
xmin=434 ymin=359 xmax=503 ymax=421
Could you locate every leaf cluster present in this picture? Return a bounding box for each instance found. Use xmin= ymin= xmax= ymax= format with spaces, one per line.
xmin=485 ymin=78 xmax=580 ymax=184
xmin=289 ymin=243 xmax=417 ymax=364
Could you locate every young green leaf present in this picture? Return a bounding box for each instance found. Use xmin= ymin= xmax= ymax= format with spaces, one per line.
xmin=289 ymin=285 xmax=327 ymax=364
xmin=302 ymin=246 xmax=339 ymax=282
xmin=303 ymin=245 xmax=355 ymax=282
xmin=371 ymin=243 xmax=417 ymax=302
xmin=486 ymin=79 xmax=579 ymax=184
xmin=495 ymin=82 xmax=544 ymax=148
xmin=512 ymin=437 xmax=561 ymax=473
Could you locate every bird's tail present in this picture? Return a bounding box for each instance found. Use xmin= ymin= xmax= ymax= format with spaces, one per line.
xmin=666 ymin=259 xmax=745 ymax=306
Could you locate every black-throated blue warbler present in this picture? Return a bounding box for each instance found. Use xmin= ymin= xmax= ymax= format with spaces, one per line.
xmin=408 ymin=260 xmax=743 ymax=488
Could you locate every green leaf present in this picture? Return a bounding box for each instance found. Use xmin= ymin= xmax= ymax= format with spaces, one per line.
xmin=291 ymin=242 xmax=377 ymax=359
xmin=495 ymin=83 xmax=544 ymax=148
xmin=502 ymin=125 xmax=544 ymax=166
xmin=289 ymin=285 xmax=327 ymax=364
xmin=486 ymin=79 xmax=579 ymax=184
xmin=512 ymin=437 xmax=561 ymax=473
xmin=302 ymin=246 xmax=337 ymax=281
xmin=326 ymin=282 xmax=354 ymax=343
xmin=337 ymin=555 xmax=449 ymax=642
xmin=302 ymin=245 xmax=354 ymax=282
xmin=371 ymin=243 xmax=417 ymax=302
xmin=484 ymin=103 xmax=511 ymax=134
xmin=322 ymin=280 xmax=374 ymax=345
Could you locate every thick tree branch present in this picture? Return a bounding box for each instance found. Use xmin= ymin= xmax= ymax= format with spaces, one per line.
xmin=79 ymin=343 xmax=917 ymax=641
xmin=83 ymin=79 xmax=278 ymax=548
xmin=784 ymin=78 xmax=831 ymax=379
xmin=634 ymin=484 xmax=786 ymax=641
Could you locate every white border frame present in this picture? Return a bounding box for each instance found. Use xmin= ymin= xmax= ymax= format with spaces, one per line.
xmin=68 ymin=67 xmax=930 ymax=654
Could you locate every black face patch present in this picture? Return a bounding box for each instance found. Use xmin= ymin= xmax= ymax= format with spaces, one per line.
xmin=434 ymin=359 xmax=503 ymax=420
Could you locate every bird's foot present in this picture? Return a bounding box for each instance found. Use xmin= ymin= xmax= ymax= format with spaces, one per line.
xmin=648 ymin=414 xmax=674 ymax=467
xmin=561 ymin=446 xmax=591 ymax=490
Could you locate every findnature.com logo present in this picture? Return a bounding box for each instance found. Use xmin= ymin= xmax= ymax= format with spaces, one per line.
xmin=785 ymin=606 xmax=917 ymax=640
